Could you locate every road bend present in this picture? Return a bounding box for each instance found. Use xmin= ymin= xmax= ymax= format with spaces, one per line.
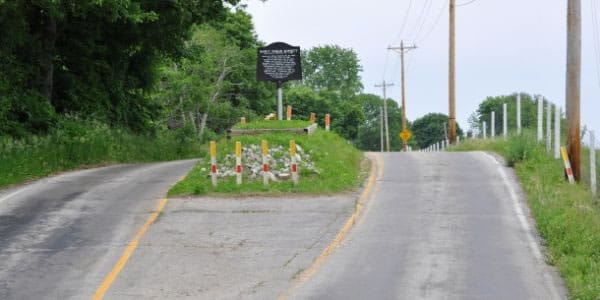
xmin=0 ymin=160 xmax=196 ymax=299
xmin=290 ymin=152 xmax=566 ymax=299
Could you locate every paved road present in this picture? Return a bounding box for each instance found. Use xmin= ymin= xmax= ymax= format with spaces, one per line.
xmin=0 ymin=152 xmax=567 ymax=299
xmin=0 ymin=160 xmax=197 ymax=299
xmin=289 ymin=152 xmax=566 ymax=299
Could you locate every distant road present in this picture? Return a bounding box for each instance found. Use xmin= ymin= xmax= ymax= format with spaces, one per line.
xmin=0 ymin=160 xmax=196 ymax=299
xmin=289 ymin=152 xmax=566 ymax=299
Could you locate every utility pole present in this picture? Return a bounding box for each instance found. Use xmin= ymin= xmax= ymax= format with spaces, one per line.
xmin=388 ymin=41 xmax=417 ymax=151
xmin=380 ymin=106 xmax=384 ymax=152
xmin=448 ymin=0 xmax=457 ymax=144
xmin=375 ymin=81 xmax=394 ymax=152
xmin=566 ymin=0 xmax=581 ymax=181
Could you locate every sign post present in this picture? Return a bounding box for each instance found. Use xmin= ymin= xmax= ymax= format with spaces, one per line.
xmin=235 ymin=141 xmax=242 ymax=185
xmin=257 ymin=42 xmax=302 ymax=120
xmin=210 ymin=141 xmax=218 ymax=187
xmin=290 ymin=140 xmax=299 ymax=185
xmin=262 ymin=140 xmax=269 ymax=186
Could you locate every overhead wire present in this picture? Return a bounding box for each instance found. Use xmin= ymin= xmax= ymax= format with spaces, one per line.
xmin=456 ymin=0 xmax=479 ymax=7
xmin=392 ymin=0 xmax=414 ymax=44
xmin=410 ymin=0 xmax=432 ymax=43
xmin=413 ymin=0 xmax=434 ymax=43
xmin=417 ymin=0 xmax=449 ymax=44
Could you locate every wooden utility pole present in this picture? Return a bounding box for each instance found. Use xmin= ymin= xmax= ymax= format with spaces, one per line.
xmin=375 ymin=81 xmax=394 ymax=151
xmin=448 ymin=0 xmax=457 ymax=144
xmin=380 ymin=106 xmax=384 ymax=152
xmin=388 ymin=41 xmax=417 ymax=152
xmin=566 ymin=0 xmax=581 ymax=181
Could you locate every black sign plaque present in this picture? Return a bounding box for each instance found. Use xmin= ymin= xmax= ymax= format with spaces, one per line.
xmin=257 ymin=42 xmax=302 ymax=85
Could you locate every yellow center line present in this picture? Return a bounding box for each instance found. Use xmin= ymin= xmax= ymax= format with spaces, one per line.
xmin=277 ymin=153 xmax=383 ymax=300
xmin=92 ymin=198 xmax=169 ymax=300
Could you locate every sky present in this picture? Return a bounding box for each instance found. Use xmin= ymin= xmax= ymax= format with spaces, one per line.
xmin=241 ymin=0 xmax=600 ymax=138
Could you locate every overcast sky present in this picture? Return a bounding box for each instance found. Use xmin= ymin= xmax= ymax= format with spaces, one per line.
xmin=242 ymin=0 xmax=600 ymax=137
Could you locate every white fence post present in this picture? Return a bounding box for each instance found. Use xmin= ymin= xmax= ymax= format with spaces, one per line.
xmin=491 ymin=111 xmax=495 ymax=138
xmin=546 ymin=101 xmax=552 ymax=152
xmin=517 ymin=94 xmax=522 ymax=135
xmin=537 ymin=96 xmax=543 ymax=142
xmin=483 ymin=121 xmax=487 ymax=139
xmin=554 ymin=106 xmax=561 ymax=159
xmin=591 ymin=131 xmax=597 ymax=196
xmin=503 ymin=103 xmax=508 ymax=139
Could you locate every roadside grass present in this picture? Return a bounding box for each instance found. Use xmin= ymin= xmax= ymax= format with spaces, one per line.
xmin=168 ymin=127 xmax=365 ymax=197
xmin=452 ymin=131 xmax=600 ymax=299
xmin=0 ymin=120 xmax=203 ymax=188
xmin=232 ymin=120 xmax=311 ymax=130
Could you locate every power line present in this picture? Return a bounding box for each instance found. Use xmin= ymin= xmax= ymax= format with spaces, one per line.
xmin=417 ymin=0 xmax=449 ymax=44
xmin=410 ymin=0 xmax=432 ymax=43
xmin=413 ymin=0 xmax=434 ymax=43
xmin=456 ymin=0 xmax=478 ymax=7
xmin=392 ymin=0 xmax=414 ymax=43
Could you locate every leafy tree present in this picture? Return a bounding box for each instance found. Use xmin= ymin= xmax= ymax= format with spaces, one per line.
xmin=155 ymin=9 xmax=273 ymax=140
xmin=300 ymin=45 xmax=363 ymax=98
xmin=0 ymin=0 xmax=238 ymax=136
xmin=412 ymin=113 xmax=463 ymax=149
xmin=471 ymin=93 xmax=542 ymax=137
xmin=353 ymin=93 xmax=405 ymax=151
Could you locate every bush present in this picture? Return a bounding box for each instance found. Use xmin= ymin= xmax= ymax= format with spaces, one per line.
xmin=0 ymin=117 xmax=204 ymax=188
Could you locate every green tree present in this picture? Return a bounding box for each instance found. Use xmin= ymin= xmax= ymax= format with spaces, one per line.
xmin=300 ymin=45 xmax=363 ymax=98
xmin=155 ymin=9 xmax=274 ymax=140
xmin=0 ymin=0 xmax=238 ymax=136
xmin=471 ymin=93 xmax=541 ymax=136
xmin=412 ymin=113 xmax=463 ymax=149
xmin=353 ymin=93 xmax=405 ymax=151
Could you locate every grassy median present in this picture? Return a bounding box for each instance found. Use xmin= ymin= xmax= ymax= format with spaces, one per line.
xmin=168 ymin=124 xmax=365 ymax=196
xmin=452 ymin=132 xmax=600 ymax=299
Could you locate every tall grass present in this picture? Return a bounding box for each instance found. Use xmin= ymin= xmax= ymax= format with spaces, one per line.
xmin=453 ymin=131 xmax=600 ymax=299
xmin=0 ymin=119 xmax=204 ymax=188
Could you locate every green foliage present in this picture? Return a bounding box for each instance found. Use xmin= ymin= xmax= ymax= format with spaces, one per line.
xmin=353 ymin=93 xmax=405 ymax=151
xmin=300 ymin=45 xmax=363 ymax=98
xmin=470 ymin=93 xmax=552 ymax=136
xmin=453 ymin=134 xmax=600 ymax=299
xmin=0 ymin=0 xmax=238 ymax=135
xmin=154 ymin=9 xmax=272 ymax=139
xmin=411 ymin=113 xmax=463 ymax=149
xmin=283 ymin=86 xmax=366 ymax=143
xmin=0 ymin=118 xmax=203 ymax=188
xmin=234 ymin=120 xmax=311 ymax=130
xmin=168 ymin=130 xmax=365 ymax=196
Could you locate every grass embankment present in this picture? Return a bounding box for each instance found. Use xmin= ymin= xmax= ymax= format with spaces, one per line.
xmin=452 ymin=132 xmax=600 ymax=299
xmin=169 ymin=122 xmax=365 ymax=196
xmin=0 ymin=120 xmax=203 ymax=188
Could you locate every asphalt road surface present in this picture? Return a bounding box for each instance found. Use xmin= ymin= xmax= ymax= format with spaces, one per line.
xmin=289 ymin=152 xmax=566 ymax=299
xmin=0 ymin=160 xmax=197 ymax=299
xmin=0 ymin=152 xmax=567 ymax=299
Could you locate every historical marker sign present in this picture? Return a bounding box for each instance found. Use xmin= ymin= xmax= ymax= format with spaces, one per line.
xmin=257 ymin=42 xmax=302 ymax=85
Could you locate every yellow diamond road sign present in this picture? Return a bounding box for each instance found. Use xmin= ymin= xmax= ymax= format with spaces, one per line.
xmin=400 ymin=130 xmax=412 ymax=142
